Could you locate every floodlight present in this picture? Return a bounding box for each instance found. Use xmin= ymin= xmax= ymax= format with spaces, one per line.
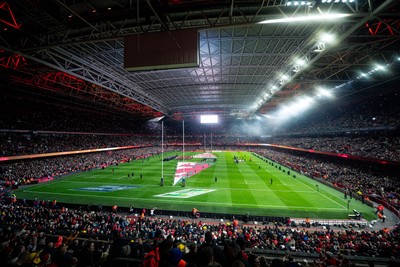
xmin=320 ymin=33 xmax=335 ymax=43
xmin=315 ymin=42 xmax=326 ymax=52
xmin=296 ymin=58 xmax=307 ymax=66
xmin=318 ymin=88 xmax=333 ymax=98
xmin=257 ymin=13 xmax=350 ymax=24
xmin=286 ymin=0 xmax=314 ymax=6
xmin=281 ymin=105 xmax=292 ymax=114
xmin=315 ymin=32 xmax=336 ymax=52
xmin=375 ymin=64 xmax=385 ymax=71
xmin=296 ymin=96 xmax=314 ymax=110
xmin=293 ymin=58 xmax=308 ymax=72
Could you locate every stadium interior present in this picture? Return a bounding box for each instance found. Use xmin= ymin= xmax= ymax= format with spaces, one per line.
xmin=1 ymin=0 xmax=400 ymax=266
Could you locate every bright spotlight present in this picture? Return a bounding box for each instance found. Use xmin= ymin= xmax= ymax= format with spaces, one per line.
xmin=293 ymin=58 xmax=307 ymax=72
xmin=315 ymin=33 xmax=336 ymax=52
xmin=257 ymin=13 xmax=350 ymax=24
xmin=296 ymin=96 xmax=314 ymax=110
xmin=317 ymin=88 xmax=333 ymax=98
xmin=315 ymin=42 xmax=326 ymax=52
xmin=281 ymin=105 xmax=294 ymax=115
xmin=286 ymin=0 xmax=314 ymax=5
xmin=320 ymin=33 xmax=335 ymax=43
xmin=296 ymin=58 xmax=307 ymax=66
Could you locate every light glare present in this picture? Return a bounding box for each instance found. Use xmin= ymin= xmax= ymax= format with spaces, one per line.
xmin=257 ymin=13 xmax=350 ymax=24
xmin=320 ymin=33 xmax=335 ymax=43
xmin=317 ymin=88 xmax=333 ymax=98
xmin=296 ymin=97 xmax=314 ymax=109
xmin=296 ymin=58 xmax=306 ymax=66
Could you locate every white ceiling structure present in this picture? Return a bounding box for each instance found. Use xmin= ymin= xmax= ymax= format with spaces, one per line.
xmin=0 ymin=0 xmax=399 ymax=121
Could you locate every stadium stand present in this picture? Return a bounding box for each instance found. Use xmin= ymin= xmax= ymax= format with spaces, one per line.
xmin=1 ymin=81 xmax=400 ymax=267
xmin=2 ymin=0 xmax=400 ymax=266
xmin=0 ymin=199 xmax=400 ymax=267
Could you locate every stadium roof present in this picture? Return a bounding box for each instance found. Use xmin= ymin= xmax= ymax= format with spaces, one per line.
xmin=0 ymin=0 xmax=399 ymax=121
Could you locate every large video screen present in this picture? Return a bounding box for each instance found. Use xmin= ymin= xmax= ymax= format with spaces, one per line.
xmin=200 ymin=115 xmax=218 ymax=124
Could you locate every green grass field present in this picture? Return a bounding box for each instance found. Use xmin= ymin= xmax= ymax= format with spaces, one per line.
xmin=14 ymin=151 xmax=375 ymax=220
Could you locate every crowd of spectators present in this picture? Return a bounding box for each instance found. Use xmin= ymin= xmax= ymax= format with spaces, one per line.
xmin=0 ymin=199 xmax=400 ymax=267
xmin=2 ymin=89 xmax=400 ymax=165
xmin=0 ymin=147 xmax=166 ymax=188
xmin=4 ymin=132 xmax=400 ymax=163
xmin=266 ymin=135 xmax=400 ymax=162
xmin=0 ymin=133 xmax=266 ymax=157
xmin=0 ymin=133 xmax=156 ymax=157
xmin=2 ymin=86 xmax=400 ymax=266
xmin=253 ymin=149 xmax=400 ymax=213
xmin=278 ymin=91 xmax=400 ymax=134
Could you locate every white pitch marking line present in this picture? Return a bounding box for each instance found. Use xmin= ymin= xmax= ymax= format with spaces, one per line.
xmin=17 ymin=190 xmax=346 ymax=210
